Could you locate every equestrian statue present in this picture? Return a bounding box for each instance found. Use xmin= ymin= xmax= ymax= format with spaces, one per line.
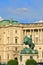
xmin=23 ymin=35 xmax=35 ymax=49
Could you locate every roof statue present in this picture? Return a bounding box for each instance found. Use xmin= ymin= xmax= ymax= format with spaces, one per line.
xmin=20 ymin=35 xmax=38 ymax=54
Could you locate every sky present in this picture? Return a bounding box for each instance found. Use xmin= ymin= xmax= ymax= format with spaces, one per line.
xmin=0 ymin=0 xmax=43 ymax=23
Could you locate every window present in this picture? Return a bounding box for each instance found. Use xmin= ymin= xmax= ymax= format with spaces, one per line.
xmin=42 ymin=29 xmax=43 ymax=31
xmin=7 ymin=54 xmax=9 ymax=60
xmin=7 ymin=37 xmax=9 ymax=44
xmin=39 ymin=29 xmax=41 ymax=32
xmin=0 ymin=56 xmax=1 ymax=61
xmin=15 ymin=47 xmax=17 ymax=51
xmin=34 ymin=29 xmax=38 ymax=35
xmin=0 ymin=38 xmax=1 ymax=40
xmin=3 ymin=32 xmax=5 ymax=34
xmin=39 ymin=47 xmax=41 ymax=49
xmin=31 ymin=30 xmax=33 ymax=32
xmin=26 ymin=30 xmax=30 ymax=36
xmin=15 ymin=36 xmax=18 ymax=44
xmin=23 ymin=30 xmax=25 ymax=35
xmin=15 ymin=30 xmax=17 ymax=33
xmin=15 ymin=38 xmax=17 ymax=44
xmin=34 ymin=29 xmax=38 ymax=32
xmin=30 ymin=56 xmax=33 ymax=59
xmin=35 ymin=37 xmax=38 ymax=44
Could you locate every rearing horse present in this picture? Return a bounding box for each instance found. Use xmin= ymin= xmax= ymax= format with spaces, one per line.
xmin=23 ymin=35 xmax=35 ymax=49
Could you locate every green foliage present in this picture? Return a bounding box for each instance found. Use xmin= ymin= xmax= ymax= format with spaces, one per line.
xmin=7 ymin=59 xmax=18 ymax=65
xmin=25 ymin=59 xmax=37 ymax=65
xmin=0 ymin=63 xmax=1 ymax=65
xmin=7 ymin=60 xmax=14 ymax=65
xmin=14 ymin=59 xmax=18 ymax=65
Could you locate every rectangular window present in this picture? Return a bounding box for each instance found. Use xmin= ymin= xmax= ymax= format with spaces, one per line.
xmin=30 ymin=56 xmax=33 ymax=59
xmin=34 ymin=29 xmax=38 ymax=32
xmin=34 ymin=29 xmax=38 ymax=35
xmin=15 ymin=30 xmax=17 ymax=33
xmin=7 ymin=54 xmax=9 ymax=60
xmin=0 ymin=56 xmax=1 ymax=61
xmin=35 ymin=37 xmax=38 ymax=44
xmin=15 ymin=38 xmax=17 ymax=44
xmin=7 ymin=37 xmax=9 ymax=44
xmin=15 ymin=47 xmax=17 ymax=51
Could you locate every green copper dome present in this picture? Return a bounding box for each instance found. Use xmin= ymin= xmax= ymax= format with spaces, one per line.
xmin=0 ymin=20 xmax=10 ymax=25
xmin=0 ymin=20 xmax=19 ymax=26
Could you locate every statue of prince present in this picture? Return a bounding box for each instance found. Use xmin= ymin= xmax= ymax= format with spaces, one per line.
xmin=23 ymin=35 xmax=35 ymax=49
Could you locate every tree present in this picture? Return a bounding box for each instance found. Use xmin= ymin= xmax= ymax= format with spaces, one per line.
xmin=14 ymin=59 xmax=18 ymax=65
xmin=7 ymin=60 xmax=14 ymax=65
xmin=25 ymin=59 xmax=37 ymax=65
xmin=0 ymin=63 xmax=1 ymax=65
xmin=7 ymin=59 xmax=18 ymax=65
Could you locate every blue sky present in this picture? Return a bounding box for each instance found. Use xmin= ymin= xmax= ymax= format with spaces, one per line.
xmin=0 ymin=0 xmax=43 ymax=23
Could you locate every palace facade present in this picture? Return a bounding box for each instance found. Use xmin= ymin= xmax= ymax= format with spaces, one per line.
xmin=0 ymin=20 xmax=43 ymax=64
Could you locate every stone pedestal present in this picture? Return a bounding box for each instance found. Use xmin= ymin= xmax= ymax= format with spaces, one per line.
xmin=19 ymin=54 xmax=38 ymax=65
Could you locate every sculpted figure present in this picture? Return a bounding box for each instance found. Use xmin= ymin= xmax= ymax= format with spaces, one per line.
xmin=23 ymin=35 xmax=35 ymax=49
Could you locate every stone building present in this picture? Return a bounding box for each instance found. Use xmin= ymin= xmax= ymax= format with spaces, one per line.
xmin=0 ymin=20 xmax=43 ymax=64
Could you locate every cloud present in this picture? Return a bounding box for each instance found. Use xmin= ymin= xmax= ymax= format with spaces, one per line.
xmin=8 ymin=7 xmax=29 ymax=14
xmin=0 ymin=0 xmax=43 ymax=23
xmin=8 ymin=7 xmax=32 ymax=17
xmin=14 ymin=8 xmax=29 ymax=12
xmin=0 ymin=17 xmax=4 ymax=21
xmin=7 ymin=7 xmax=43 ymax=23
xmin=35 ymin=20 xmax=43 ymax=23
xmin=7 ymin=7 xmax=31 ymax=20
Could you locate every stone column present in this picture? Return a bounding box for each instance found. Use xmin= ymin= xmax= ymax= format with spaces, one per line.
xmin=41 ymin=29 xmax=42 ymax=44
xmin=38 ymin=29 xmax=39 ymax=45
xmin=38 ymin=29 xmax=42 ymax=45
xmin=4 ymin=47 xmax=6 ymax=62
xmin=25 ymin=30 xmax=26 ymax=36
xmin=42 ymin=29 xmax=43 ymax=44
xmin=33 ymin=29 xmax=35 ymax=43
xmin=30 ymin=29 xmax=31 ymax=35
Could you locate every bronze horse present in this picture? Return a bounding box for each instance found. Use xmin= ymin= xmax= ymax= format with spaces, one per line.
xmin=23 ymin=35 xmax=35 ymax=49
